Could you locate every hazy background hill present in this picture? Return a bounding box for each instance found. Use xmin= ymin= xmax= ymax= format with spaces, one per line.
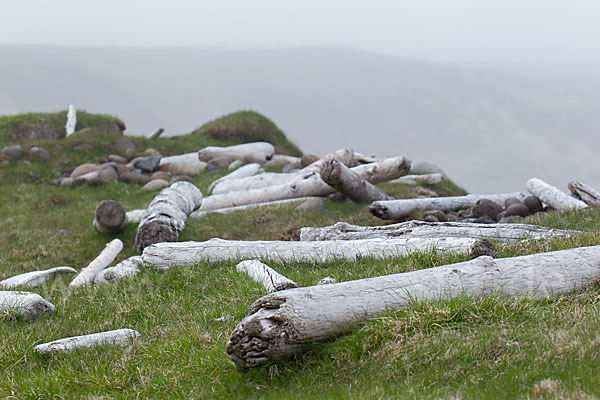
xmin=1 ymin=44 xmax=599 ymax=193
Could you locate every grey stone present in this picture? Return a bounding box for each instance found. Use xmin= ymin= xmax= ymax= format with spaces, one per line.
xmin=119 ymin=171 xmax=151 ymax=184
xmin=96 ymin=166 xmax=118 ymax=184
xmin=142 ymin=179 xmax=169 ymax=191
xmin=411 ymin=161 xmax=445 ymax=176
xmin=458 ymin=208 xmax=473 ymax=218
xmin=116 ymin=164 xmax=131 ymax=175
xmin=28 ymin=146 xmax=50 ymax=161
xmin=125 ymin=148 xmax=136 ymax=161
xmin=499 ymin=215 xmax=523 ymax=224
xmin=295 ymin=197 xmax=325 ymax=211
xmin=301 ymin=154 xmax=319 ymax=168
xmin=424 ymin=215 xmax=440 ymax=222
xmin=70 ymin=163 xmax=99 ymax=179
xmin=204 ymin=163 xmax=219 ymax=174
xmin=524 ymin=196 xmax=543 ymax=214
xmin=2 ymin=145 xmax=23 ymax=160
xmin=472 ymin=199 xmax=503 ymax=221
xmin=504 ymin=198 xmax=522 ymax=209
xmin=151 ymin=171 xmax=170 ymax=181
xmin=136 ymin=156 xmax=161 ymax=173
xmin=445 ymin=211 xmax=460 ymax=221
xmin=208 ymin=156 xmax=234 ymax=169
xmin=424 ymin=210 xmax=447 ymax=222
xmin=144 ymin=148 xmax=161 ymax=157
xmin=504 ymin=203 xmax=530 ymax=218
xmin=108 ymin=154 xmax=128 ymax=164
xmin=115 ymin=138 xmax=136 ymax=152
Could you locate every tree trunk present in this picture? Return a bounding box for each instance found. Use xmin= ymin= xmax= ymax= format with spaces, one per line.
xmin=159 ymin=152 xmax=203 ymax=167
xmin=369 ymin=192 xmax=527 ymax=220
xmin=390 ymin=173 xmax=444 ymax=186
xmin=320 ymin=159 xmax=394 ymax=203
xmin=134 ymin=182 xmax=203 ymax=252
xmin=148 ymin=128 xmax=164 ymax=139
xmin=141 ymin=237 xmax=496 ymax=269
xmin=568 ymin=181 xmax=600 ymax=207
xmin=299 ymin=221 xmax=583 ymax=242
xmin=34 ymin=329 xmax=140 ymax=354
xmin=263 ymin=155 xmax=302 ymax=169
xmin=198 ymin=142 xmax=275 ymax=163
xmin=0 ymin=266 xmax=77 ymax=289
xmin=527 ymin=178 xmax=587 ymax=210
xmin=69 ymin=239 xmax=123 ymax=288
xmin=94 ymin=256 xmax=142 ymax=284
xmin=0 ymin=291 xmax=56 ymax=320
xmin=207 ymin=163 xmax=264 ymax=194
xmin=236 ymin=260 xmax=298 ymax=292
xmin=190 ymin=198 xmax=315 ymax=219
xmin=65 ymin=104 xmax=76 ymax=136
xmin=226 ymin=244 xmax=600 ymax=369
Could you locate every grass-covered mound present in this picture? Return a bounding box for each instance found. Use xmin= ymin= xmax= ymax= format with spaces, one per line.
xmin=189 ymin=111 xmax=302 ymax=157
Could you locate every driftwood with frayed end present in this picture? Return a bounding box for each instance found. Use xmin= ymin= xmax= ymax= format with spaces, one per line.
xmin=568 ymin=181 xmax=600 ymax=207
xmin=34 ymin=328 xmax=141 ymax=354
xmin=0 ymin=291 xmax=56 ymax=320
xmin=93 ymin=200 xmax=144 ymax=234
xmin=237 ymin=260 xmax=298 ymax=293
xmin=369 ymin=192 xmax=527 ymax=220
xmin=299 ymin=221 xmax=583 ymax=242
xmin=148 ymin=128 xmax=164 ymax=139
xmin=227 ymin=244 xmax=600 ymax=369
xmin=94 ymin=256 xmax=142 ymax=284
xmin=69 ymin=239 xmax=123 ymax=288
xmin=135 ymin=182 xmax=203 ymax=252
xmin=198 ymin=142 xmax=275 ymax=163
xmin=320 ymin=159 xmax=394 ymax=203
xmin=0 ymin=267 xmax=77 ymax=289
xmin=190 ymin=198 xmax=314 ymax=219
xmin=208 ymin=163 xmax=264 ymax=194
xmin=526 ymin=178 xmax=587 ymax=210
xmin=141 ymin=237 xmax=496 ymax=269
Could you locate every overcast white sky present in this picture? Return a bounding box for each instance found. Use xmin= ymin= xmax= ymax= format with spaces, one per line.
xmin=2 ymin=0 xmax=600 ymax=70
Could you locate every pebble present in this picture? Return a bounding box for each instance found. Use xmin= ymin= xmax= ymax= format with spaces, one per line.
xmin=170 ymin=175 xmax=194 ymax=183
xmin=119 ymin=171 xmax=150 ymax=184
xmin=142 ymin=179 xmax=169 ymax=191
xmin=136 ymin=156 xmax=161 ymax=173
xmin=524 ymin=196 xmax=544 ymax=214
xmin=151 ymin=171 xmax=170 ymax=181
xmin=424 ymin=210 xmax=447 ymax=222
xmin=228 ymin=160 xmax=244 ymax=170
xmin=505 ymin=203 xmax=530 ymax=218
xmin=144 ymin=148 xmax=161 ymax=157
xmin=115 ymin=138 xmax=136 ymax=152
xmin=2 ymin=145 xmax=23 ymax=160
xmin=472 ymin=199 xmax=503 ymax=221
xmin=108 ymin=154 xmax=128 ymax=164
xmin=95 ymin=166 xmax=118 ymax=184
xmin=70 ymin=163 xmax=99 ymax=179
xmin=169 ymin=161 xmax=205 ymax=176
xmin=300 ymin=154 xmax=319 ymax=167
xmin=504 ymin=197 xmax=522 ymax=208
xmin=28 ymin=146 xmax=50 ymax=161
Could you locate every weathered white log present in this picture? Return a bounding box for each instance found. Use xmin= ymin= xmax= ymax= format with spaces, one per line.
xmin=300 ymin=221 xmax=583 ymax=242
xmin=526 ymin=178 xmax=587 ymax=210
xmin=317 ymin=276 xmax=337 ymax=285
xmin=94 ymin=256 xmax=142 ymax=284
xmin=34 ymin=328 xmax=141 ymax=354
xmin=190 ymin=198 xmax=314 ymax=219
xmin=148 ymin=128 xmax=164 ymax=139
xmin=0 ymin=267 xmax=77 ymax=289
xmin=208 ymin=163 xmax=264 ymax=194
xmin=126 ymin=209 xmax=144 ymax=224
xmin=370 ymin=192 xmax=527 ymax=220
xmin=263 ymin=155 xmax=302 ymax=169
xmin=237 ymin=260 xmax=298 ymax=292
xmin=320 ymin=159 xmax=394 ymax=203
xmin=69 ymin=239 xmax=123 ymax=288
xmin=227 ymin=244 xmax=600 ymax=369
xmin=353 ymin=152 xmax=378 ymax=164
xmin=568 ymin=181 xmax=600 ymax=207
xmin=198 ymin=142 xmax=275 ymax=163
xmin=349 ymin=156 xmax=411 ymax=184
xmin=0 ymin=291 xmax=56 ymax=320
xmin=135 ymin=182 xmax=203 ymax=252
xmin=159 ymin=152 xmax=200 ymax=166
xmin=65 ymin=104 xmax=77 ymax=136
xmin=141 ymin=237 xmax=496 ymax=269
xmin=389 ymin=173 xmax=445 ymax=186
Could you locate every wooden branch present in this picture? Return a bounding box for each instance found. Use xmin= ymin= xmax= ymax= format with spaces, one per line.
xmin=34 ymin=329 xmax=140 ymax=354
xmin=568 ymin=181 xmax=600 ymax=207
xmin=190 ymin=198 xmax=314 ymax=219
xmin=69 ymin=239 xmax=123 ymax=288
xmin=0 ymin=267 xmax=77 ymax=289
xmin=236 ymin=260 xmax=298 ymax=292
xmin=227 ymin=244 xmax=600 ymax=369
xmin=207 ymin=163 xmax=264 ymax=194
xmin=94 ymin=256 xmax=142 ymax=284
xmin=148 ymin=128 xmax=164 ymax=139
xmin=141 ymin=237 xmax=496 ymax=269
xmin=320 ymin=159 xmax=394 ymax=203
xmin=370 ymin=192 xmax=527 ymax=220
xmin=263 ymin=155 xmax=302 ymax=169
xmin=389 ymin=173 xmax=445 ymax=186
xmin=198 ymin=142 xmax=275 ymax=163
xmin=65 ymin=104 xmax=76 ymax=136
xmin=526 ymin=178 xmax=587 ymax=210
xmin=159 ymin=152 xmax=199 ymax=166
xmin=0 ymin=291 xmax=56 ymax=320
xmin=299 ymin=221 xmax=583 ymax=242
xmin=135 ymin=182 xmax=203 ymax=252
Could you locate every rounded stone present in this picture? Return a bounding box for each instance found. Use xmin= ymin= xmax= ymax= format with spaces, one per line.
xmin=70 ymin=163 xmax=99 ymax=179
xmin=411 ymin=161 xmax=445 ymax=176
xmin=95 ymin=166 xmax=118 ymax=184
xmin=151 ymin=171 xmax=170 ymax=181
xmin=142 ymin=179 xmax=169 ymax=191
xmin=136 ymin=156 xmax=161 ymax=173
xmin=424 ymin=210 xmax=447 ymax=222
xmin=300 ymin=154 xmax=319 ymax=168
xmin=119 ymin=171 xmax=151 ymax=184
xmin=505 ymin=203 xmax=530 ymax=218
xmin=295 ymin=197 xmax=325 ymax=211
xmin=472 ymin=199 xmax=503 ymax=221
xmin=208 ymin=156 xmax=234 ymax=169
xmin=125 ymin=148 xmax=136 ymax=161
xmin=524 ymin=196 xmax=543 ymax=214
xmin=504 ymin=198 xmax=522 ymax=209
xmin=108 ymin=154 xmax=128 ymax=164
xmin=170 ymin=175 xmax=194 ymax=183
xmin=2 ymin=145 xmax=23 ymax=160
xmin=28 ymin=146 xmax=50 ymax=161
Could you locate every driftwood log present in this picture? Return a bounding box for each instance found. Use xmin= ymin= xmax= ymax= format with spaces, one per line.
xmin=0 ymin=291 xmax=56 ymax=320
xmin=94 ymin=256 xmax=142 ymax=284
xmin=65 ymin=104 xmax=76 ymax=136
xmin=370 ymin=192 xmax=527 ymax=220
xmin=34 ymin=329 xmax=141 ymax=354
xmin=299 ymin=221 xmax=583 ymax=242
xmin=198 ymin=142 xmax=275 ymax=163
xmin=526 ymin=178 xmax=587 ymax=210
xmin=148 ymin=128 xmax=164 ymax=139
xmin=190 ymin=198 xmax=315 ymax=219
xmin=135 ymin=182 xmax=203 ymax=252
xmin=207 ymin=163 xmax=264 ymax=194
xmin=70 ymin=239 xmax=123 ymax=288
xmin=390 ymin=173 xmax=445 ymax=186
xmin=227 ymin=244 xmax=600 ymax=369
xmin=159 ymin=152 xmax=204 ymax=167
xmin=263 ymin=155 xmax=302 ymax=169
xmin=141 ymin=237 xmax=496 ymax=269
xmin=568 ymin=181 xmax=600 ymax=207
xmin=237 ymin=260 xmax=298 ymax=292
xmin=0 ymin=267 xmax=77 ymax=289
xmin=320 ymin=159 xmax=394 ymax=203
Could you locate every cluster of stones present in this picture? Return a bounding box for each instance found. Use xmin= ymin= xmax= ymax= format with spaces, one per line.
xmin=1 ymin=144 xmax=51 ymax=166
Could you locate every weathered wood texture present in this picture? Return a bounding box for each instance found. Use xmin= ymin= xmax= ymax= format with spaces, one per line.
xmin=94 ymin=256 xmax=142 ymax=284
xmin=370 ymin=192 xmax=527 ymax=220
xmin=190 ymin=198 xmax=314 ymax=219
xmin=0 ymin=291 xmax=56 ymax=320
xmin=159 ymin=152 xmax=203 ymax=167
xmin=263 ymin=155 xmax=302 ymax=169
xmin=236 ymin=260 xmax=298 ymax=292
xmin=389 ymin=173 xmax=445 ymax=186
xmin=0 ymin=267 xmax=77 ymax=289
xmin=299 ymin=221 xmax=583 ymax=242
xmin=134 ymin=182 xmax=203 ymax=252
xmin=65 ymin=105 xmax=76 ymax=136
xmin=198 ymin=142 xmax=275 ymax=163
xmin=568 ymin=181 xmax=600 ymax=207
xmin=207 ymin=163 xmax=264 ymax=194
xmin=227 ymin=244 xmax=600 ymax=369
xmin=34 ymin=329 xmax=141 ymax=354
xmin=69 ymin=239 xmax=123 ymax=288
xmin=148 ymin=128 xmax=164 ymax=139
xmin=320 ymin=159 xmax=394 ymax=203
xmin=526 ymin=178 xmax=587 ymax=210
xmin=141 ymin=237 xmax=496 ymax=269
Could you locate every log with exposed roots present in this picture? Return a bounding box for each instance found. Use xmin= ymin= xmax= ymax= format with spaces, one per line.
xmin=320 ymin=159 xmax=394 ymax=203
xmin=198 ymin=142 xmax=275 ymax=163
xmin=226 ymin=244 xmax=600 ymax=369
xmin=0 ymin=291 xmax=56 ymax=320
xmin=568 ymin=181 xmax=600 ymax=207
xmin=69 ymin=239 xmax=123 ymax=288
xmin=527 ymin=178 xmax=587 ymax=210
xmin=34 ymin=329 xmax=141 ymax=354
xmin=236 ymin=260 xmax=298 ymax=292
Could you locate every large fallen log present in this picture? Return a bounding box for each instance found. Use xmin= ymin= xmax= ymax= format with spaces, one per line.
xmin=207 ymin=163 xmax=264 ymax=194
xmin=135 ymin=182 xmax=203 ymax=252
xmin=370 ymin=192 xmax=527 ymax=220
xmin=527 ymin=178 xmax=587 ymax=210
xmin=568 ymin=181 xmax=600 ymax=207
xmin=0 ymin=267 xmax=77 ymax=289
xmin=198 ymin=142 xmax=275 ymax=163
xmin=34 ymin=328 xmax=141 ymax=354
xmin=226 ymin=244 xmax=600 ymax=369
xmin=190 ymin=198 xmax=315 ymax=219
xmin=236 ymin=260 xmax=298 ymax=292
xmin=0 ymin=291 xmax=56 ymax=320
xmin=299 ymin=221 xmax=584 ymax=242
xmin=320 ymin=159 xmax=394 ymax=203
xmin=70 ymin=239 xmax=123 ymax=288
xmin=141 ymin=237 xmax=496 ymax=269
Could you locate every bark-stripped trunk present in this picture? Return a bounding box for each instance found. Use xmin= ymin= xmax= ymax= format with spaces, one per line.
xmin=390 ymin=173 xmax=445 ymax=185
xmin=369 ymin=192 xmax=527 ymax=220
xmin=141 ymin=237 xmax=496 ymax=269
xmin=65 ymin=104 xmax=76 ymax=136
xmin=236 ymin=260 xmax=298 ymax=292
xmin=299 ymin=221 xmax=583 ymax=242
xmin=34 ymin=329 xmax=140 ymax=354
xmin=69 ymin=239 xmax=123 ymax=288
xmin=94 ymin=256 xmax=142 ymax=284
xmin=263 ymin=155 xmax=302 ymax=169
xmin=198 ymin=142 xmax=275 ymax=163
xmin=134 ymin=182 xmax=203 ymax=252
xmin=0 ymin=267 xmax=77 ymax=289
xmin=148 ymin=128 xmax=164 ymax=139
xmin=320 ymin=159 xmax=394 ymax=203
xmin=0 ymin=291 xmax=56 ymax=320
xmin=190 ymin=198 xmax=314 ymax=219
xmin=227 ymin=244 xmax=600 ymax=369
xmin=568 ymin=181 xmax=600 ymax=207
xmin=526 ymin=178 xmax=587 ymax=210
xmin=159 ymin=152 xmax=203 ymax=167
xmin=207 ymin=163 xmax=264 ymax=194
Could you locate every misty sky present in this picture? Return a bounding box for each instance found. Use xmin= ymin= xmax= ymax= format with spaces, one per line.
xmin=2 ymin=0 xmax=600 ymax=70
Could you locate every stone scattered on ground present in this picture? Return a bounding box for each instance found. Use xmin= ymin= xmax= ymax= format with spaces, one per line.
xmin=300 ymin=154 xmax=319 ymax=167
xmin=108 ymin=154 xmax=128 ymax=164
xmin=411 ymin=161 xmax=446 ymax=176
xmin=115 ymin=137 xmax=136 ymax=153
xmin=70 ymin=163 xmax=99 ymax=179
xmin=413 ymin=187 xmax=438 ymax=198
xmin=2 ymin=145 xmax=23 ymax=160
xmin=28 ymin=146 xmax=50 ymax=161
xmin=151 ymin=171 xmax=170 ymax=181
xmin=136 ymin=156 xmax=161 ymax=173
xmin=142 ymin=179 xmax=169 ymax=191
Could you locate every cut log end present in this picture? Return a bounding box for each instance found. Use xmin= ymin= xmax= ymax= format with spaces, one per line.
xmin=368 ymin=202 xmax=390 ymax=220
xmin=94 ymin=200 xmax=127 ymax=233
xmin=135 ymin=221 xmax=178 ymax=253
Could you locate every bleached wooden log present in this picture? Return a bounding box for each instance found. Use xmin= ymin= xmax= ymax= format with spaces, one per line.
xmin=300 ymin=221 xmax=583 ymax=242
xmin=94 ymin=256 xmax=142 ymax=284
xmin=370 ymin=192 xmax=527 ymax=220
xmin=159 ymin=152 xmax=201 ymax=167
xmin=0 ymin=291 xmax=56 ymax=320
xmin=69 ymin=239 xmax=123 ymax=288
xmin=190 ymin=198 xmax=314 ymax=219
xmin=208 ymin=163 xmax=264 ymax=194
xmin=34 ymin=328 xmax=141 ymax=354
xmin=227 ymin=244 xmax=600 ymax=369
xmin=65 ymin=104 xmax=77 ymax=136
xmin=527 ymin=178 xmax=587 ymax=210
xmin=320 ymin=159 xmax=394 ymax=203
xmin=1 ymin=267 xmax=77 ymax=289
xmin=263 ymin=155 xmax=302 ymax=169
xmin=148 ymin=128 xmax=164 ymax=139
xmin=135 ymin=181 xmax=203 ymax=252
xmin=126 ymin=209 xmax=144 ymax=224
xmin=92 ymin=201 xmax=146 ymax=234
xmin=237 ymin=260 xmax=298 ymax=292
xmin=198 ymin=142 xmax=275 ymax=163
xmin=353 ymin=152 xmax=378 ymax=164
xmin=568 ymin=181 xmax=600 ymax=207
xmin=350 ymin=156 xmax=411 ymax=184
xmin=141 ymin=237 xmax=496 ymax=269
xmin=389 ymin=173 xmax=445 ymax=186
